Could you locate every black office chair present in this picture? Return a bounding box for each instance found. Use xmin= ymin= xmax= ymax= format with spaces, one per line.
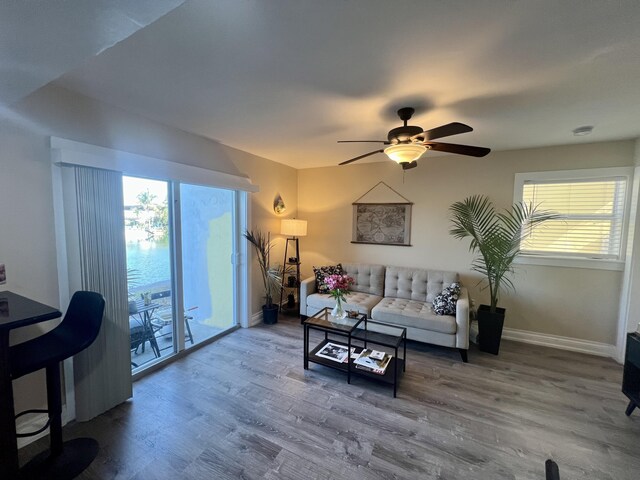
xmin=10 ymin=291 xmax=105 ymax=479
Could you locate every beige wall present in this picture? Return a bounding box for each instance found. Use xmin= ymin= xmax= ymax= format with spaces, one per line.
xmin=230 ymin=148 xmax=299 ymax=315
xmin=1 ymin=85 xmax=297 ymax=422
xmin=623 ymin=140 xmax=640 ymax=340
xmin=298 ymin=140 xmax=636 ymax=345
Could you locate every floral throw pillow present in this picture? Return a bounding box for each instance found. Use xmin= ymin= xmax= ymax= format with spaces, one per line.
xmin=432 ymin=282 xmax=461 ymax=315
xmin=313 ymin=264 xmax=344 ymax=294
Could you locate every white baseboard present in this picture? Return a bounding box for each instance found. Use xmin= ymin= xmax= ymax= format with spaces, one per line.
xmin=16 ymin=406 xmax=69 ymax=449
xmin=469 ymin=321 xmax=616 ymax=358
xmin=501 ymin=327 xmax=617 ymax=358
xmin=249 ymin=311 xmax=262 ymax=327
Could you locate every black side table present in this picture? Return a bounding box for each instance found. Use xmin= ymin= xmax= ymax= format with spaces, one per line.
xmin=623 ymin=332 xmax=640 ymax=416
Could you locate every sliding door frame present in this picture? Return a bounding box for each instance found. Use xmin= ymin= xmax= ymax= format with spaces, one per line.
xmin=51 ymin=137 xmax=257 ymax=384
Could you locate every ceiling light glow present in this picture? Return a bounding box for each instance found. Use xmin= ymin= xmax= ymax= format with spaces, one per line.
xmin=384 ymin=144 xmax=426 ymax=164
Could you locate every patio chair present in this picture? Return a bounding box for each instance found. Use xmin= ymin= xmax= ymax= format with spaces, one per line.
xmin=149 ymin=290 xmax=194 ymax=345
xmin=129 ymin=320 xmax=147 ymax=368
xmin=129 ymin=298 xmax=162 ymax=365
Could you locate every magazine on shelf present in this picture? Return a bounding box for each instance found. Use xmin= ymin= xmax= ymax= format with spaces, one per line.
xmin=336 ymin=347 xmax=358 ymax=363
xmin=316 ymin=342 xmax=351 ymax=363
xmin=354 ymin=349 xmax=392 ymax=374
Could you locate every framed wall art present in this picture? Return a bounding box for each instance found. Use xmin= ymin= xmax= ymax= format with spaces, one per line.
xmin=351 ymin=182 xmax=412 ymax=246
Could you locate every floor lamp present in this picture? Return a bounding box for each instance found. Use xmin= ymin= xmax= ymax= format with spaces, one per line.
xmin=280 ymin=219 xmax=307 ymax=312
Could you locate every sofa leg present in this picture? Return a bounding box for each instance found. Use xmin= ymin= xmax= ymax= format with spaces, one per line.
xmin=458 ymin=349 xmax=468 ymax=363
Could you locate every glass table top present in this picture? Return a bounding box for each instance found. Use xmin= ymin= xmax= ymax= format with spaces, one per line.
xmin=303 ymin=308 xmax=365 ymax=333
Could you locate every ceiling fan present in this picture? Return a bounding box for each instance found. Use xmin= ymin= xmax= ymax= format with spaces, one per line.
xmin=338 ymin=107 xmax=490 ymax=170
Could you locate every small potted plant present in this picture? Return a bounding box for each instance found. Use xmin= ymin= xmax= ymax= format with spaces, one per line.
xmin=449 ymin=195 xmax=557 ymax=354
xmin=141 ymin=292 xmax=151 ymax=306
xmin=243 ymin=229 xmax=284 ymax=324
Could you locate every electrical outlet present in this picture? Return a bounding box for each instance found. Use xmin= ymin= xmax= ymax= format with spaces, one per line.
xmin=0 ymin=264 xmax=5 ymax=285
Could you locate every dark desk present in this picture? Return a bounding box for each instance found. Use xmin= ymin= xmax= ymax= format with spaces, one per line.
xmin=0 ymin=291 xmax=62 ymax=477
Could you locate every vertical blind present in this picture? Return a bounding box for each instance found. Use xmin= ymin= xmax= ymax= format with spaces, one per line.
xmin=73 ymin=166 xmax=133 ymax=421
xmin=521 ymin=177 xmax=627 ymax=259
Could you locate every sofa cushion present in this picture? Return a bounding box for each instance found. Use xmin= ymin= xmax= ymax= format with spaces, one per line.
xmin=432 ymin=282 xmax=461 ymax=315
xmin=306 ymin=292 xmax=383 ymax=317
xmin=384 ymin=266 xmax=458 ymax=303
xmin=313 ymin=264 xmax=344 ymax=294
xmin=342 ymin=263 xmax=385 ymax=296
xmin=371 ymin=297 xmax=457 ymax=334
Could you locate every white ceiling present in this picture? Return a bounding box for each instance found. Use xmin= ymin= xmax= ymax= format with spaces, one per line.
xmin=0 ymin=0 xmax=184 ymax=106
xmin=20 ymin=1 xmax=640 ymax=168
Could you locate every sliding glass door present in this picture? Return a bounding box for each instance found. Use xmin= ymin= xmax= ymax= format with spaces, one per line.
xmin=180 ymin=184 xmax=236 ymax=349
xmin=125 ymin=176 xmax=239 ymax=372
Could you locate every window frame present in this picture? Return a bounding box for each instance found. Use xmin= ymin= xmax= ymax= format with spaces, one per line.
xmin=513 ymin=167 xmax=634 ymax=271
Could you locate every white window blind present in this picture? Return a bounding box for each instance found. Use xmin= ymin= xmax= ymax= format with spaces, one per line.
xmin=521 ymin=177 xmax=627 ymax=259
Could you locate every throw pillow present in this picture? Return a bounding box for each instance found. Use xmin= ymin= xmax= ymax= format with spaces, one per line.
xmin=432 ymin=282 xmax=461 ymax=315
xmin=313 ymin=264 xmax=344 ymax=294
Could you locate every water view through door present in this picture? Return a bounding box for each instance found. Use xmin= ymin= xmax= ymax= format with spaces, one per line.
xmin=124 ymin=176 xmax=175 ymax=371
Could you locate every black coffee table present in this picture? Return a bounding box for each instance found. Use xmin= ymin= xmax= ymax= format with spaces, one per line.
xmin=303 ymin=308 xmax=407 ymax=397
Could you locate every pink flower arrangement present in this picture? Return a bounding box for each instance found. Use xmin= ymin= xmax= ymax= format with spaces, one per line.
xmin=324 ymin=274 xmax=354 ymax=303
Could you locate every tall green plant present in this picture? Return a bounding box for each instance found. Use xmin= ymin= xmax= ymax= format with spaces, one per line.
xmin=449 ymin=195 xmax=558 ymax=313
xmin=243 ymin=229 xmax=283 ymax=308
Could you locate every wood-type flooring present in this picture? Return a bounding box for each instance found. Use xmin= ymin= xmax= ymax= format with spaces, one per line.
xmin=18 ymin=316 xmax=640 ymax=479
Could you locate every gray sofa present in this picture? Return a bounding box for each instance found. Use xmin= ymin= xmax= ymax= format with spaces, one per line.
xmin=300 ymin=263 xmax=470 ymax=362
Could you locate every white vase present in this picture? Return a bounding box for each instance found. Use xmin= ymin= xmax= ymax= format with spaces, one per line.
xmin=331 ymin=298 xmax=347 ymax=319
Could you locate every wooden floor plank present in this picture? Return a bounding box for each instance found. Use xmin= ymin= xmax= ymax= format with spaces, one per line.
xmin=18 ymin=316 xmax=639 ymax=479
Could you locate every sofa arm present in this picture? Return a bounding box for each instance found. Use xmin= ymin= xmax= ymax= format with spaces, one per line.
xmin=299 ymin=276 xmax=316 ymax=316
xmin=455 ymin=287 xmax=470 ymax=349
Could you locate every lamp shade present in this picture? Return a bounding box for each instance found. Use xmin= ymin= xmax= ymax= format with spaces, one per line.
xmin=384 ymin=143 xmax=427 ymax=164
xmin=281 ymin=219 xmax=307 ymax=237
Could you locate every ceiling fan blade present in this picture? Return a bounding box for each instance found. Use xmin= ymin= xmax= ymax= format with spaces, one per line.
xmin=401 ymin=161 xmax=418 ymax=170
xmin=414 ymin=122 xmax=473 ymax=141
xmin=339 ymin=149 xmax=384 ymax=165
xmin=337 ymin=140 xmax=390 ymax=144
xmin=425 ymin=142 xmax=491 ymax=157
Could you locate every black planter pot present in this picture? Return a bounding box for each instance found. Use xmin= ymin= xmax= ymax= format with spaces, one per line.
xmin=477 ymin=304 xmax=506 ymax=355
xmin=262 ymin=304 xmax=279 ymax=325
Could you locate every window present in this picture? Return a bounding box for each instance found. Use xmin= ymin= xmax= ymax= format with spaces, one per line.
xmin=514 ymin=168 xmax=632 ymax=269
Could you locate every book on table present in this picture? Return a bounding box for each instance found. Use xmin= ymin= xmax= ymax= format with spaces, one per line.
xmin=354 ymin=349 xmax=392 ymax=374
xmin=316 ymin=342 xmax=352 ymax=363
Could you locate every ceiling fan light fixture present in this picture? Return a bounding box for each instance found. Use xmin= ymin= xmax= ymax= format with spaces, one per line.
xmin=384 ymin=143 xmax=426 ymax=164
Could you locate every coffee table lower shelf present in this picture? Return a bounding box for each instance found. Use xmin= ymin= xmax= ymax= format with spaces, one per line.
xmin=307 ymin=339 xmax=404 ymax=396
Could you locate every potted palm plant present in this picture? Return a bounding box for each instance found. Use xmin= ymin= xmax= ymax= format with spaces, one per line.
xmin=449 ymin=195 xmax=557 ymax=355
xmin=243 ymin=229 xmax=283 ymax=324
